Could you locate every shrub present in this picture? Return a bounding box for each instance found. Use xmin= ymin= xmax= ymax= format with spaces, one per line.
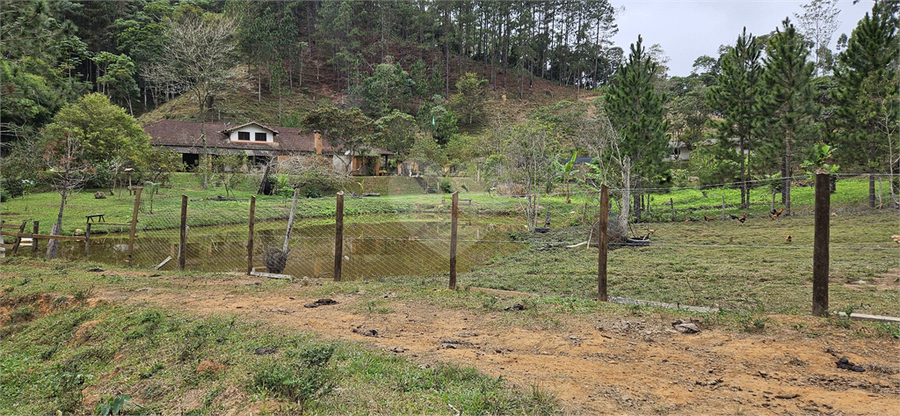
xmin=439 ymin=177 xmax=453 ymax=193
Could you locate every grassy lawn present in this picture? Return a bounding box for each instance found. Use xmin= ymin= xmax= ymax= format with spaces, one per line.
xmin=461 ymin=208 xmax=898 ymax=316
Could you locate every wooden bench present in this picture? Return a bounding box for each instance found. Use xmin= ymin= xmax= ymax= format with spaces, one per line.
xmin=86 ymin=214 xmax=106 ymax=223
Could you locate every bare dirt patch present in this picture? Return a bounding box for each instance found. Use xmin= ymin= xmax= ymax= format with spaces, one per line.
xmin=71 ymin=273 xmax=900 ymax=416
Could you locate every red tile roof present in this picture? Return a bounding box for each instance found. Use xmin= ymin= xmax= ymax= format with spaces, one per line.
xmin=144 ymin=120 xmax=390 ymax=156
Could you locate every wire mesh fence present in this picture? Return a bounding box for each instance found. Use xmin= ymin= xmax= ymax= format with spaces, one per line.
xmin=6 ymin=173 xmax=898 ymax=316
xmin=46 ymin=192 xmax=529 ymax=281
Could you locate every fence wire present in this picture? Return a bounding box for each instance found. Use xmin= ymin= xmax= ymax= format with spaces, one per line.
xmin=9 ymin=174 xmax=898 ymax=316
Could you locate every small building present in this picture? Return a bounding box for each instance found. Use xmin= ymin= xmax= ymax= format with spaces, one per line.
xmin=144 ymin=120 xmax=391 ymax=175
xmin=667 ymin=141 xmax=691 ymax=162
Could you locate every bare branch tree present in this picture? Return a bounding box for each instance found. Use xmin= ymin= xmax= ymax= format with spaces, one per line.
xmin=42 ymin=131 xmax=92 ymax=259
xmin=145 ymin=15 xmax=238 ymax=189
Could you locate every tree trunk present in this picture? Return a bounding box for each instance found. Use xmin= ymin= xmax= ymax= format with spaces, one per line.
xmin=201 ymin=121 xmax=208 ymax=190
xmin=782 ymin=131 xmax=792 ymax=215
xmin=869 ymin=171 xmax=876 ymax=208
xmin=618 ymin=157 xmax=632 ymax=231
xmin=46 ymin=190 xmax=67 ymax=259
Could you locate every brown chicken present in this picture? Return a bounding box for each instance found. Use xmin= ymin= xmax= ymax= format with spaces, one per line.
xmin=785 ymin=235 xmax=792 ymax=243
xmin=685 ymin=217 xmax=697 ymax=222
xmin=771 ymin=208 xmax=784 ymax=219
xmin=729 ymin=213 xmax=748 ymax=223
xmin=704 ymin=215 xmax=715 ymax=222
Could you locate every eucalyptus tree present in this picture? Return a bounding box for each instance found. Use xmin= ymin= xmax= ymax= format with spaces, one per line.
xmin=760 ymin=18 xmax=817 ymax=216
xmin=707 ymin=28 xmax=764 ymax=209
xmin=832 ymin=1 xmax=899 ymax=207
xmin=794 ymin=0 xmax=842 ymax=76
xmin=604 ymin=36 xmax=670 ymax=222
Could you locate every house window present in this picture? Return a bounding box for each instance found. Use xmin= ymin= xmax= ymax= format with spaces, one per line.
xmin=255 ymin=132 xmax=267 ymax=142
xmin=237 ymin=132 xmax=250 ymax=141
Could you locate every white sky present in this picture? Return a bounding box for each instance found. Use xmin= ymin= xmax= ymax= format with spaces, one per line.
xmin=610 ymin=0 xmax=874 ymax=77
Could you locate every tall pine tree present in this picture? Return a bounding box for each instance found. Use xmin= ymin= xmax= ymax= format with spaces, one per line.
xmin=761 ymin=18 xmax=817 ymax=216
xmin=707 ymin=28 xmax=764 ymax=209
xmin=832 ymin=1 xmax=899 ymax=207
xmin=605 ymin=35 xmax=670 ymax=222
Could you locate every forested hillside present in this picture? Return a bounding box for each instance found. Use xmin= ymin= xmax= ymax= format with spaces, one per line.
xmin=2 ymin=0 xmax=898 ymax=211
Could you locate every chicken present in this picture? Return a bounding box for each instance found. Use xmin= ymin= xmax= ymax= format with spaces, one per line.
xmin=685 ymin=216 xmax=698 ymax=222
xmin=892 ymin=235 xmax=900 ymax=245
xmin=638 ymin=229 xmax=656 ymax=240
xmin=704 ymin=215 xmax=715 ymax=222
xmin=785 ymin=235 xmax=792 ymax=243
xmin=770 ymin=208 xmax=784 ymax=220
xmin=729 ymin=212 xmax=748 ymax=223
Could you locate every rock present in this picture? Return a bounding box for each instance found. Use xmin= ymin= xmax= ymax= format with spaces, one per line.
xmin=254 ymin=347 xmax=277 ymax=355
xmin=775 ymin=393 xmax=798 ymax=399
xmin=352 ymin=326 xmax=378 ymax=337
xmin=94 ymin=192 xmax=106 ymax=199
xmin=304 ymin=298 xmax=338 ymax=308
xmin=836 ymin=357 xmax=866 ymax=372
xmin=672 ymin=319 xmax=700 ymax=334
xmin=504 ymin=303 xmax=526 ymax=311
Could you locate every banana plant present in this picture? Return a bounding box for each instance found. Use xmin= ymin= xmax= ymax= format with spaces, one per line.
xmin=553 ymin=151 xmax=578 ymax=203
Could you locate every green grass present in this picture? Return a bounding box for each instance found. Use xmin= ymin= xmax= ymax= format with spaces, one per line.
xmin=2 ymin=242 xmax=896 ymax=414
xmin=0 ymin=287 xmax=558 ymax=415
xmin=459 ymin=207 xmax=898 ymax=316
xmin=4 ymin=175 xmax=897 ymax=317
xmin=1 ymin=173 xmax=522 ymax=237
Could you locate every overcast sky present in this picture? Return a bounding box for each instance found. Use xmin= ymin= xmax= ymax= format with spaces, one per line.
xmin=610 ymin=0 xmax=874 ymax=77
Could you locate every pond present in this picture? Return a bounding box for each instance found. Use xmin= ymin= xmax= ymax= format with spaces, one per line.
xmin=37 ymin=216 xmax=526 ymax=280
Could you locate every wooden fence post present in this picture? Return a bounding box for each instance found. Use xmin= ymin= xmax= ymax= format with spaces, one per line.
xmin=450 ymin=191 xmax=459 ymax=290
xmin=598 ymin=185 xmax=610 ymax=302
xmin=721 ymin=195 xmax=726 ymax=220
xmin=127 ymin=187 xmax=142 ymax=268
xmin=813 ymin=171 xmax=831 ymax=316
xmin=11 ymin=220 xmax=26 ymax=254
xmin=669 ymin=198 xmax=674 ymax=222
xmin=179 ymin=195 xmax=187 ymax=270
xmin=32 ymin=221 xmax=39 ymax=254
xmin=334 ymin=191 xmax=344 ymax=282
xmin=84 ymin=222 xmax=91 ymax=259
xmin=248 ymin=196 xmax=255 ymax=275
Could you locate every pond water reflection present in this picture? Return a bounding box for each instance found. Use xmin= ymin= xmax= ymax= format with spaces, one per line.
xmin=43 ymin=218 xmax=524 ymax=280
